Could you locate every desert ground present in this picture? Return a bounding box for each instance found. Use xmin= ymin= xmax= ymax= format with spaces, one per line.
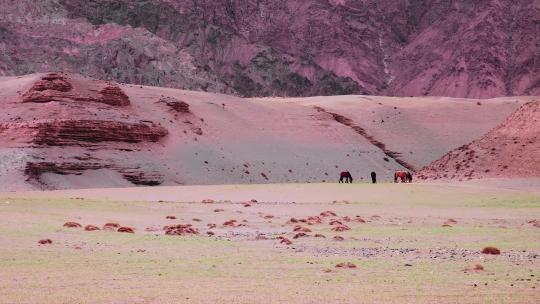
xmin=1 ymin=180 xmax=539 ymax=304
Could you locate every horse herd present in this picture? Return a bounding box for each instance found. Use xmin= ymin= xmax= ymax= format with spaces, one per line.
xmin=339 ymin=170 xmax=413 ymax=183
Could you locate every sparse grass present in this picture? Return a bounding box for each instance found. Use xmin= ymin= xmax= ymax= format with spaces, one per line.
xmin=0 ymin=182 xmax=539 ymax=303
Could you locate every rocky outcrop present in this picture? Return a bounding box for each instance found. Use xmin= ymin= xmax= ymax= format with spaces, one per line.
xmin=21 ymin=73 xmax=131 ymax=106
xmin=418 ymin=100 xmax=540 ymax=180
xmin=25 ymin=162 xmax=164 ymax=186
xmin=158 ymin=97 xmax=190 ymax=113
xmin=98 ymin=86 xmax=130 ymax=106
xmin=0 ymin=120 xmax=168 ymax=146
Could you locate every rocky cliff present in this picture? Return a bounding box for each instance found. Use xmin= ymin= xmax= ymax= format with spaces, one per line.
xmin=0 ymin=0 xmax=538 ymax=98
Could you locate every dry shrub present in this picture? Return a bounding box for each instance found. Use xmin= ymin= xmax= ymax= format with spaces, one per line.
xmin=103 ymin=223 xmax=120 ymax=230
xmin=293 ymin=225 xmax=311 ymax=233
xmin=329 ymin=220 xmax=343 ymax=226
xmin=481 ymin=246 xmax=501 ymax=255
xmin=320 ymin=211 xmax=337 ymax=217
xmin=441 ymin=224 xmax=452 ymax=227
xmin=279 ymin=237 xmax=292 ymax=245
xmin=166 ymin=216 xmax=176 ymax=219
xmin=473 ymin=264 xmax=484 ymax=271
xmin=201 ymin=199 xmax=215 ymax=204
xmin=164 ymin=224 xmax=199 ymax=236
xmin=307 ymin=216 xmax=322 ymax=224
xmin=243 ymin=203 xmax=251 ymax=207
xmin=331 ymin=225 xmax=351 ymax=232
xmin=117 ymin=227 xmax=135 ymax=234
xmin=293 ymin=232 xmax=308 ymax=239
xmin=263 ymin=215 xmax=274 ymax=219
xmin=207 ymin=231 xmax=215 ymax=236
xmin=63 ymin=222 xmax=82 ymax=228
xmin=335 ymin=262 xmax=356 ymax=269
xmin=38 ymin=239 xmax=52 ymax=245
xmin=213 ymin=209 xmax=224 ymax=212
xmin=192 ymin=218 xmax=202 ymax=222
xmin=333 ymin=236 xmax=345 ymax=241
xmin=354 ymin=216 xmax=366 ymax=223
xmin=314 ymin=234 xmax=326 ymax=238
xmin=223 ymin=220 xmax=237 ymax=227
xmin=84 ymin=225 xmax=100 ymax=231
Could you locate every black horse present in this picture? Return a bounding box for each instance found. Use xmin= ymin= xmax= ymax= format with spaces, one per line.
xmin=339 ymin=171 xmax=353 ymax=183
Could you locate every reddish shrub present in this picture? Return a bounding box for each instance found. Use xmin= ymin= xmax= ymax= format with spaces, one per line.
xmin=320 ymin=211 xmax=337 ymax=217
xmin=446 ymin=219 xmax=458 ymax=224
xmin=335 ymin=262 xmax=356 ymax=269
xmin=63 ymin=222 xmax=82 ymax=228
xmin=333 ymin=236 xmax=345 ymax=241
xmin=207 ymin=223 xmax=217 ymax=229
xmin=481 ymin=246 xmax=501 ymax=255
xmin=117 ymin=227 xmax=135 ymax=233
xmin=279 ymin=237 xmax=292 ymax=245
xmin=263 ymin=215 xmax=274 ymax=219
xmin=103 ymin=223 xmax=120 ymax=230
xmin=331 ymin=225 xmax=351 ymax=232
xmin=207 ymin=231 xmax=215 ymax=236
xmin=201 ymin=199 xmax=215 ymax=204
xmin=293 ymin=233 xmax=308 ymax=239
xmin=84 ymin=225 xmax=100 ymax=231
xmin=342 ymin=216 xmax=352 ymax=222
xmin=288 ymin=217 xmax=299 ymax=223
xmin=353 ymin=216 xmax=366 ymax=223
xmin=314 ymin=234 xmax=326 ymax=238
xmin=473 ymin=264 xmax=484 ymax=271
xmin=166 ymin=216 xmax=177 ymax=219
xmin=329 ymin=220 xmax=343 ymax=226
xmin=307 ymin=216 xmax=322 ymax=224
xmin=293 ymin=225 xmax=311 ymax=232
xmin=38 ymin=239 xmax=52 ymax=245
xmin=243 ymin=203 xmax=251 ymax=207
xmin=223 ymin=220 xmax=237 ymax=227
xmin=164 ymin=224 xmax=199 ymax=236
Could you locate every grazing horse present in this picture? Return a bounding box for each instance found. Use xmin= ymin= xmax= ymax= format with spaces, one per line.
xmin=406 ymin=171 xmax=413 ymax=183
xmin=394 ymin=171 xmax=408 ymax=183
xmin=339 ymin=171 xmax=353 ymax=183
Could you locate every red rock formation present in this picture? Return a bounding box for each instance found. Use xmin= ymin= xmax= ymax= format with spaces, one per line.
xmin=25 ymin=162 xmax=164 ymax=186
xmin=0 ymin=120 xmax=168 ymax=146
xmin=99 ymin=86 xmax=130 ymax=106
xmin=21 ymin=74 xmax=130 ymax=106
xmin=159 ymin=97 xmax=190 ymax=113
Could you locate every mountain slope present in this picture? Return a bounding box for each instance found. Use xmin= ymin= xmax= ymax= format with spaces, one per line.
xmin=0 ymin=0 xmax=538 ymax=98
xmin=418 ymin=99 xmax=540 ymax=180
xmin=0 ymin=73 xmax=531 ymax=191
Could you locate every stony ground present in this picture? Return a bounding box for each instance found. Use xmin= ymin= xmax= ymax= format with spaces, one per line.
xmin=0 ymin=181 xmax=539 ymax=303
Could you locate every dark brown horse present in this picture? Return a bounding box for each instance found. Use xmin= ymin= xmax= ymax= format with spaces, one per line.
xmin=394 ymin=171 xmax=413 ymax=183
xmin=339 ymin=171 xmax=353 ymax=183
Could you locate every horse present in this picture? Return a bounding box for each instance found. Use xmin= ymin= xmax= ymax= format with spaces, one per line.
xmin=339 ymin=171 xmax=353 ymax=183
xmin=406 ymin=171 xmax=413 ymax=183
xmin=394 ymin=171 xmax=408 ymax=183
xmin=370 ymin=171 xmax=377 ymax=184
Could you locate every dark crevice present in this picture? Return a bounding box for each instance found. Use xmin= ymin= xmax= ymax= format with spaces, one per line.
xmin=314 ymin=106 xmax=416 ymax=172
